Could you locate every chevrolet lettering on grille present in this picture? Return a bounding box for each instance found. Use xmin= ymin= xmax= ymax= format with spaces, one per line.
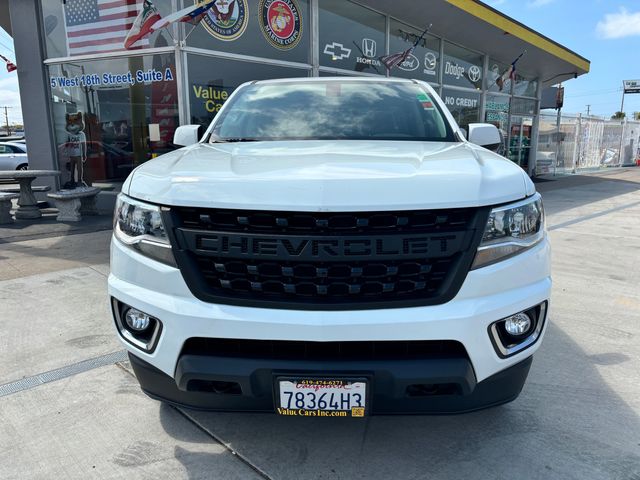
xmin=181 ymin=231 xmax=470 ymax=261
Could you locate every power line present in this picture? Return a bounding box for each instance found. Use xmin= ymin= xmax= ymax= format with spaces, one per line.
xmin=1 ymin=106 xmax=12 ymax=135
xmin=0 ymin=35 xmax=14 ymax=54
xmin=564 ymin=88 xmax=623 ymax=99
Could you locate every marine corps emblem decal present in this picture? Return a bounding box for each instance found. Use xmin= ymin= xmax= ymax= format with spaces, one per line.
xmin=258 ymin=0 xmax=302 ymax=50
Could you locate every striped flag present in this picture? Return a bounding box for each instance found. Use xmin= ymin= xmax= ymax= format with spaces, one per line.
xmin=64 ymin=0 xmax=145 ymax=56
xmin=124 ymin=0 xmax=162 ymax=49
xmin=380 ymin=24 xmax=432 ymax=72
xmin=380 ymin=46 xmax=414 ymax=71
xmin=150 ymin=0 xmax=217 ymax=31
xmin=0 ymin=54 xmax=16 ymax=73
xmin=496 ymin=51 xmax=526 ymax=92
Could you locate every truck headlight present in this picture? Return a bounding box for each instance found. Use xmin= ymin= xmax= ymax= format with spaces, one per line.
xmin=472 ymin=193 xmax=544 ymax=269
xmin=113 ymin=194 xmax=176 ymax=266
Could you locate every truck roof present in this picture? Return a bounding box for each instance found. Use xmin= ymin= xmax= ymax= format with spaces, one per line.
xmin=252 ymin=76 xmax=417 ymax=85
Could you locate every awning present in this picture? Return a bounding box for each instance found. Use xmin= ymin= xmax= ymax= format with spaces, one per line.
xmin=358 ymin=0 xmax=590 ymax=86
xmin=0 ymin=0 xmax=11 ymax=37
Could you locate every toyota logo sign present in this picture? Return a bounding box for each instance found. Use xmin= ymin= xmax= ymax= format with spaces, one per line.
xmin=468 ymin=65 xmax=482 ymax=83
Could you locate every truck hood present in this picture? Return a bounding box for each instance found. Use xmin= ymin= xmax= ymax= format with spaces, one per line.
xmin=125 ymin=140 xmax=534 ymax=211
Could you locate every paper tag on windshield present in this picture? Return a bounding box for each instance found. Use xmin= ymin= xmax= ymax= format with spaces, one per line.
xmin=417 ymin=93 xmax=435 ymax=110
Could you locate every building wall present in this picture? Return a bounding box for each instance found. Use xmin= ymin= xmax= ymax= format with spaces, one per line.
xmin=9 ymin=0 xmax=59 ymax=191
xmin=15 ymin=0 xmax=541 ymax=188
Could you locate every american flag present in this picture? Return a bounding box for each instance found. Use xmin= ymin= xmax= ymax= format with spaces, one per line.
xmin=64 ymin=0 xmax=146 ymax=56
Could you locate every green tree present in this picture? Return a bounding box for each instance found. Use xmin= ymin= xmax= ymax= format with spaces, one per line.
xmin=611 ymin=111 xmax=626 ymax=120
xmin=634 ymin=112 xmax=640 ymax=121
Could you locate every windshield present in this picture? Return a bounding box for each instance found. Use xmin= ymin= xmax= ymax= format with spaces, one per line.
xmin=209 ymin=81 xmax=457 ymax=143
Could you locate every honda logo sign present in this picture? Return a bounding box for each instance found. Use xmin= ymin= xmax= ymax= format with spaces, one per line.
xmin=362 ymin=38 xmax=377 ymax=58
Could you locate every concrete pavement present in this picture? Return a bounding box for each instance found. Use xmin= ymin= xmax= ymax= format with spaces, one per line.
xmin=1 ymin=168 xmax=639 ymax=479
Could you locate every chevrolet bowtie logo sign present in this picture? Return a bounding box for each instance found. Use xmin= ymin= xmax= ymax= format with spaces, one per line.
xmin=323 ymin=42 xmax=351 ymax=60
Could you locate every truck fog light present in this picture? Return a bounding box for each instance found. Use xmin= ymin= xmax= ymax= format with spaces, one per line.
xmin=488 ymin=302 xmax=548 ymax=358
xmin=504 ymin=312 xmax=532 ymax=336
xmin=125 ymin=308 xmax=151 ymax=331
xmin=111 ymin=298 xmax=162 ymax=353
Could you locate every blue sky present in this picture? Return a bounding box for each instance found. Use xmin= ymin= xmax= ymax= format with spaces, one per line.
xmin=0 ymin=1 xmax=639 ymax=123
xmin=0 ymin=27 xmax=20 ymax=125
xmin=488 ymin=0 xmax=640 ymax=117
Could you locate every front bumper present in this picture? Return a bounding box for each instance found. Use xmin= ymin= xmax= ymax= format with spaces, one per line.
xmin=129 ymin=351 xmax=533 ymax=414
xmin=109 ymin=234 xmax=551 ymax=414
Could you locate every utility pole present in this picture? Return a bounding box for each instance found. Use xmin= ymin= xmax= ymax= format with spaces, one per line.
xmin=1 ymin=106 xmax=11 ymax=136
xmin=586 ymin=105 xmax=591 ymax=116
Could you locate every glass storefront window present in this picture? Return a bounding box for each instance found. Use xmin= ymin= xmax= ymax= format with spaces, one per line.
xmin=441 ymin=87 xmax=480 ymax=130
xmin=488 ymin=58 xmax=537 ymax=97
xmin=509 ymin=116 xmax=534 ymax=169
xmin=48 ymin=53 xmax=179 ymax=184
xmin=187 ymin=54 xmax=310 ymax=126
xmin=41 ymin=0 xmax=175 ymax=59
xmin=514 ymin=75 xmax=538 ymax=97
xmin=185 ymin=0 xmax=310 ymax=64
xmin=485 ymin=94 xmax=510 ymax=155
xmin=512 ymin=97 xmax=537 ymax=116
xmin=485 ymin=94 xmax=510 ymax=130
xmin=487 ymin=58 xmax=512 ymax=93
xmin=388 ymin=20 xmax=440 ymax=82
xmin=442 ymin=42 xmax=483 ymax=90
xmin=319 ymin=0 xmax=385 ymax=75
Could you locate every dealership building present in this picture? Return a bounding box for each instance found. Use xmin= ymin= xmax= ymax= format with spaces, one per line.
xmin=1 ymin=0 xmax=589 ymax=192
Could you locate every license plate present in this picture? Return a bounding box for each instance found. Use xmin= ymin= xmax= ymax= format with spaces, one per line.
xmin=276 ymin=378 xmax=367 ymax=417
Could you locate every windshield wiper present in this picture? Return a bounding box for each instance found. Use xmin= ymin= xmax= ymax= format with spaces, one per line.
xmin=210 ymin=137 xmax=258 ymax=143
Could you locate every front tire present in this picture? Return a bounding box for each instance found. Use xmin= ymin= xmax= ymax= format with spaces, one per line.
xmin=16 ymin=164 xmax=28 ymax=171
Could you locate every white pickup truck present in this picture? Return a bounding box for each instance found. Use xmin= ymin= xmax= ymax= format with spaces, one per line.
xmin=109 ymin=77 xmax=550 ymax=416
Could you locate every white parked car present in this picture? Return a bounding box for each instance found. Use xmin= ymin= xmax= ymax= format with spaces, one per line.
xmin=109 ymin=78 xmax=550 ymax=416
xmin=0 ymin=142 xmax=28 ymax=171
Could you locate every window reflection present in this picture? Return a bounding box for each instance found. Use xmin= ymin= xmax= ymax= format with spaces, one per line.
xmin=443 ymin=42 xmax=483 ymax=90
xmin=388 ymin=20 xmax=440 ymax=83
xmin=187 ymin=54 xmax=310 ymax=127
xmin=319 ymin=0 xmax=386 ymax=74
xmin=441 ymin=88 xmax=480 ymax=130
xmin=41 ymin=0 xmax=175 ymax=59
xmin=49 ymin=54 xmax=179 ymax=184
xmin=185 ymin=0 xmax=310 ymax=64
xmin=211 ymin=82 xmax=455 ymax=141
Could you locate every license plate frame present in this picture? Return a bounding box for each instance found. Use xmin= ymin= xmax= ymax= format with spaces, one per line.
xmin=274 ymin=376 xmax=369 ymax=418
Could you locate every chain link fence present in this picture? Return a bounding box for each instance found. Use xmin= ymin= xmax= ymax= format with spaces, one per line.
xmin=535 ymin=113 xmax=640 ymax=175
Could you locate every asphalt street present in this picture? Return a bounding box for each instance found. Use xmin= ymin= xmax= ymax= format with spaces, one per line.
xmin=1 ymin=168 xmax=639 ymax=479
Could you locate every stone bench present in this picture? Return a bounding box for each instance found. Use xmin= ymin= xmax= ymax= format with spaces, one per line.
xmin=47 ymin=187 xmax=100 ymax=222
xmin=0 ymin=185 xmax=51 ymax=194
xmin=0 ymin=192 xmax=19 ymax=224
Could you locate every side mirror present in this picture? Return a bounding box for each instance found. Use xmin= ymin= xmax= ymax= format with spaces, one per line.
xmin=173 ymin=125 xmax=201 ymax=147
xmin=468 ymin=123 xmax=501 ymax=151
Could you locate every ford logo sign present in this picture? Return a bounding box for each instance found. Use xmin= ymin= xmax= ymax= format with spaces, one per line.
xmin=398 ymin=54 xmax=419 ymax=72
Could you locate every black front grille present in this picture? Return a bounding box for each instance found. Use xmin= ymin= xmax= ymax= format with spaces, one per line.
xmin=165 ymin=207 xmax=488 ymax=310
xmin=182 ymin=338 xmax=468 ymax=362
xmin=176 ymin=208 xmax=475 ymax=234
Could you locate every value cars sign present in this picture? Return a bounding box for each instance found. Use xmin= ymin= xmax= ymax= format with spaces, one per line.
xmin=623 ymin=80 xmax=640 ymax=94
